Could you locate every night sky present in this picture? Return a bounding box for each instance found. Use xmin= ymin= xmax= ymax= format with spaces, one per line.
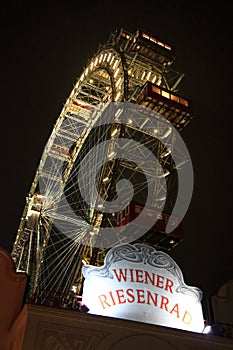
xmin=0 ymin=1 xmax=232 ymax=298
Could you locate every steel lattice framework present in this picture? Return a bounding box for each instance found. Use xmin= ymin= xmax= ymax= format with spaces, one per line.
xmin=11 ymin=29 xmax=193 ymax=299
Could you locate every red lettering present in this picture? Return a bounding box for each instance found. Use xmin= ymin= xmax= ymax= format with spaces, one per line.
xmin=98 ymin=294 xmax=111 ymax=309
xmin=165 ymin=278 xmax=174 ymax=294
xmin=135 ymin=269 xmax=143 ymax=283
xmin=170 ymin=303 xmax=179 ymax=318
xmin=136 ymin=289 xmax=145 ymax=304
xmin=146 ymin=291 xmax=158 ymax=306
xmin=109 ymin=291 xmax=116 ymax=305
xmin=182 ymin=311 xmax=192 ymax=324
xmin=156 ymin=275 xmax=164 ymax=289
xmin=112 ymin=269 xmax=127 ymax=282
xmin=160 ymin=295 xmax=169 ymax=311
xmin=126 ymin=288 xmax=135 ymax=303
xmin=129 ymin=269 xmax=134 ymax=282
xmin=144 ymin=271 xmax=155 ymax=286
xmin=116 ymin=289 xmax=126 ymax=304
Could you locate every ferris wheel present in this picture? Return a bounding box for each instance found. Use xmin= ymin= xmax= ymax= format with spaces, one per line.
xmin=11 ymin=29 xmax=193 ymax=298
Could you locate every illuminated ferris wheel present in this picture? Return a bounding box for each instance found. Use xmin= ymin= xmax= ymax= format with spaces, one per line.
xmin=11 ymin=29 xmax=193 ymax=299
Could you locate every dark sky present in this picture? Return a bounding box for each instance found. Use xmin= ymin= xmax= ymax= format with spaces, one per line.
xmin=0 ymin=1 xmax=232 ymax=298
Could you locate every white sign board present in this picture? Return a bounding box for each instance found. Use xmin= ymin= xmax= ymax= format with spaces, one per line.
xmin=82 ymin=243 xmax=204 ymax=333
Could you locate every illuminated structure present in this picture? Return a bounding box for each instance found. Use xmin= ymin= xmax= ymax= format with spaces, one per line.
xmin=11 ymin=29 xmax=193 ymax=302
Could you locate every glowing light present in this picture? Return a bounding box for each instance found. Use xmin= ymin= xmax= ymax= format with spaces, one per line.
xmin=111 ymin=128 xmax=119 ymax=137
xmin=203 ymin=325 xmax=212 ymax=334
xmin=114 ymin=68 xmax=120 ymax=78
xmin=115 ymin=78 xmax=122 ymax=88
xmin=161 ymin=90 xmax=170 ymax=99
xmin=115 ymin=108 xmax=123 ymax=118
xmin=99 ymin=54 xmax=103 ymax=63
xmin=113 ymin=60 xmax=119 ymax=70
xmin=108 ymin=151 xmax=116 ymax=159
xmin=157 ymin=77 xmax=162 ymax=86
xmin=36 ymin=194 xmax=45 ymax=199
xmin=115 ymin=91 xmax=121 ymax=101
xmin=28 ymin=209 xmax=40 ymax=217
xmin=146 ymin=71 xmax=152 ymax=80
xmin=72 ymin=285 xmax=77 ymax=292
xmin=112 ymin=60 xmax=118 ymax=69
xmin=158 ymin=169 xmax=170 ymax=178
xmin=157 ymin=195 xmax=166 ymax=201
xmin=152 ymin=75 xmax=157 ymax=83
xmin=160 ymin=149 xmax=171 ymax=158
xmin=162 ymin=128 xmax=172 ymax=138
xmin=107 ymin=52 xmax=112 ymax=62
